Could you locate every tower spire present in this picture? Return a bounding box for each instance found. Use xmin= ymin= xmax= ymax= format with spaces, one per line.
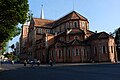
xmin=40 ymin=5 xmax=44 ymax=19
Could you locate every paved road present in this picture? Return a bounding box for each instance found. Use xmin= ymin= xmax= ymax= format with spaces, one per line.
xmin=0 ymin=63 xmax=120 ymax=80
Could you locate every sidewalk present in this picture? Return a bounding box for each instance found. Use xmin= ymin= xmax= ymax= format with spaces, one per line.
xmin=0 ymin=65 xmax=8 ymax=71
xmin=0 ymin=67 xmax=4 ymax=71
xmin=40 ymin=62 xmax=118 ymax=67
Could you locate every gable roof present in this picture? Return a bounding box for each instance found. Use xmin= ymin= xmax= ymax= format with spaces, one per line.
xmin=33 ymin=18 xmax=54 ymax=28
xmin=68 ymin=39 xmax=88 ymax=46
xmin=54 ymin=11 xmax=88 ymax=26
xmin=49 ymin=40 xmax=67 ymax=48
xmin=86 ymin=32 xmax=114 ymax=41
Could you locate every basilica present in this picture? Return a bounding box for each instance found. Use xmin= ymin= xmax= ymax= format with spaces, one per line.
xmin=20 ymin=7 xmax=117 ymax=63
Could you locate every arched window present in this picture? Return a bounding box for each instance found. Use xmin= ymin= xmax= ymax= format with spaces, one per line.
xmin=76 ymin=48 xmax=79 ymax=56
xmin=68 ymin=48 xmax=71 ymax=57
xmin=82 ymin=21 xmax=85 ymax=27
xmin=70 ymin=21 xmax=72 ymax=28
xmin=74 ymin=36 xmax=79 ymax=39
xmin=60 ymin=37 xmax=64 ymax=41
xmin=74 ymin=21 xmax=78 ymax=28
xmin=66 ymin=22 xmax=69 ymax=28
xmin=59 ymin=50 xmax=62 ymax=58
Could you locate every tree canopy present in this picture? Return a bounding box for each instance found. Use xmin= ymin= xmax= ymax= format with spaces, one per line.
xmin=115 ymin=28 xmax=120 ymax=60
xmin=0 ymin=0 xmax=29 ymax=52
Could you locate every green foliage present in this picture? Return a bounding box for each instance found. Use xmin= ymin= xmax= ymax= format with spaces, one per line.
xmin=115 ymin=28 xmax=120 ymax=44
xmin=4 ymin=52 xmax=19 ymax=60
xmin=114 ymin=27 xmax=120 ymax=60
xmin=0 ymin=0 xmax=29 ymax=52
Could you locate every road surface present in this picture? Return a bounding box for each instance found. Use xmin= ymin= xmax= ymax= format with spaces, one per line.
xmin=0 ymin=63 xmax=120 ymax=80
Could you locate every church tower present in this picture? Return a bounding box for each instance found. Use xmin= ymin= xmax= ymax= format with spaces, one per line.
xmin=40 ymin=5 xmax=44 ymax=19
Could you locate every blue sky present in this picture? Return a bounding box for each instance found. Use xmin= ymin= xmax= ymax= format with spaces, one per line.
xmin=29 ymin=0 xmax=120 ymax=32
xmin=8 ymin=0 xmax=120 ymax=52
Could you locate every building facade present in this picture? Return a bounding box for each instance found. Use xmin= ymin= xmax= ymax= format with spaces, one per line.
xmin=19 ymin=22 xmax=29 ymax=61
xmin=20 ymin=10 xmax=117 ymax=63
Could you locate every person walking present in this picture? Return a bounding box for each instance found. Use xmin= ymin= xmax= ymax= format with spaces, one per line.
xmin=49 ymin=60 xmax=53 ymax=67
xmin=37 ymin=60 xmax=40 ymax=66
xmin=24 ymin=60 xmax=27 ymax=66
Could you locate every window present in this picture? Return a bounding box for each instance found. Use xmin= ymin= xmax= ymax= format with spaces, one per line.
xmin=60 ymin=37 xmax=64 ymax=41
xmin=59 ymin=50 xmax=62 ymax=58
xmin=79 ymin=48 xmax=81 ymax=55
xmin=59 ymin=26 xmax=61 ymax=32
xmin=70 ymin=21 xmax=72 ymax=28
xmin=52 ymin=29 xmax=55 ymax=34
xmin=38 ymin=28 xmax=42 ymax=34
xmin=102 ymin=46 xmax=106 ymax=54
xmin=76 ymin=48 xmax=79 ymax=56
xmin=94 ymin=47 xmax=97 ymax=56
xmin=74 ymin=21 xmax=78 ymax=28
xmin=68 ymin=48 xmax=71 ymax=57
xmin=82 ymin=21 xmax=85 ymax=27
xmin=74 ymin=36 xmax=79 ymax=39
xmin=72 ymin=48 xmax=74 ymax=56
xmin=66 ymin=22 xmax=69 ymax=29
xmin=67 ymin=36 xmax=70 ymax=41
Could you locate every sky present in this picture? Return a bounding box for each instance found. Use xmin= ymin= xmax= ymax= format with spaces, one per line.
xmin=8 ymin=0 xmax=120 ymax=52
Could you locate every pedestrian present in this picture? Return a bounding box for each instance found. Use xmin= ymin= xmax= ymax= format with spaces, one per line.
xmin=31 ymin=60 xmax=34 ymax=67
xmin=49 ymin=60 xmax=53 ymax=67
xmin=11 ymin=60 xmax=14 ymax=64
xmin=24 ymin=60 xmax=27 ymax=66
xmin=37 ymin=60 xmax=40 ymax=66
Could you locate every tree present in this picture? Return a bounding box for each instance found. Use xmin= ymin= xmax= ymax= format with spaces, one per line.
xmin=115 ymin=27 xmax=120 ymax=60
xmin=0 ymin=0 xmax=29 ymax=52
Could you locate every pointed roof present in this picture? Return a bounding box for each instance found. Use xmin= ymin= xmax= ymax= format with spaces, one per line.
xmin=54 ymin=11 xmax=88 ymax=26
xmin=40 ymin=5 xmax=44 ymax=19
xmin=49 ymin=40 xmax=67 ymax=48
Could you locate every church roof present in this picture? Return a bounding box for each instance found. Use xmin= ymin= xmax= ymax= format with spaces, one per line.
xmin=32 ymin=11 xmax=88 ymax=28
xmin=33 ymin=18 xmax=54 ymax=28
xmin=86 ymin=30 xmax=94 ymax=34
xmin=86 ymin=32 xmax=114 ymax=41
xmin=49 ymin=40 xmax=67 ymax=48
xmin=68 ymin=39 xmax=88 ymax=46
xmin=54 ymin=11 xmax=88 ymax=26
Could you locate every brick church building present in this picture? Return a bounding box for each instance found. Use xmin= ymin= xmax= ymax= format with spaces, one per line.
xmin=20 ymin=6 xmax=117 ymax=63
